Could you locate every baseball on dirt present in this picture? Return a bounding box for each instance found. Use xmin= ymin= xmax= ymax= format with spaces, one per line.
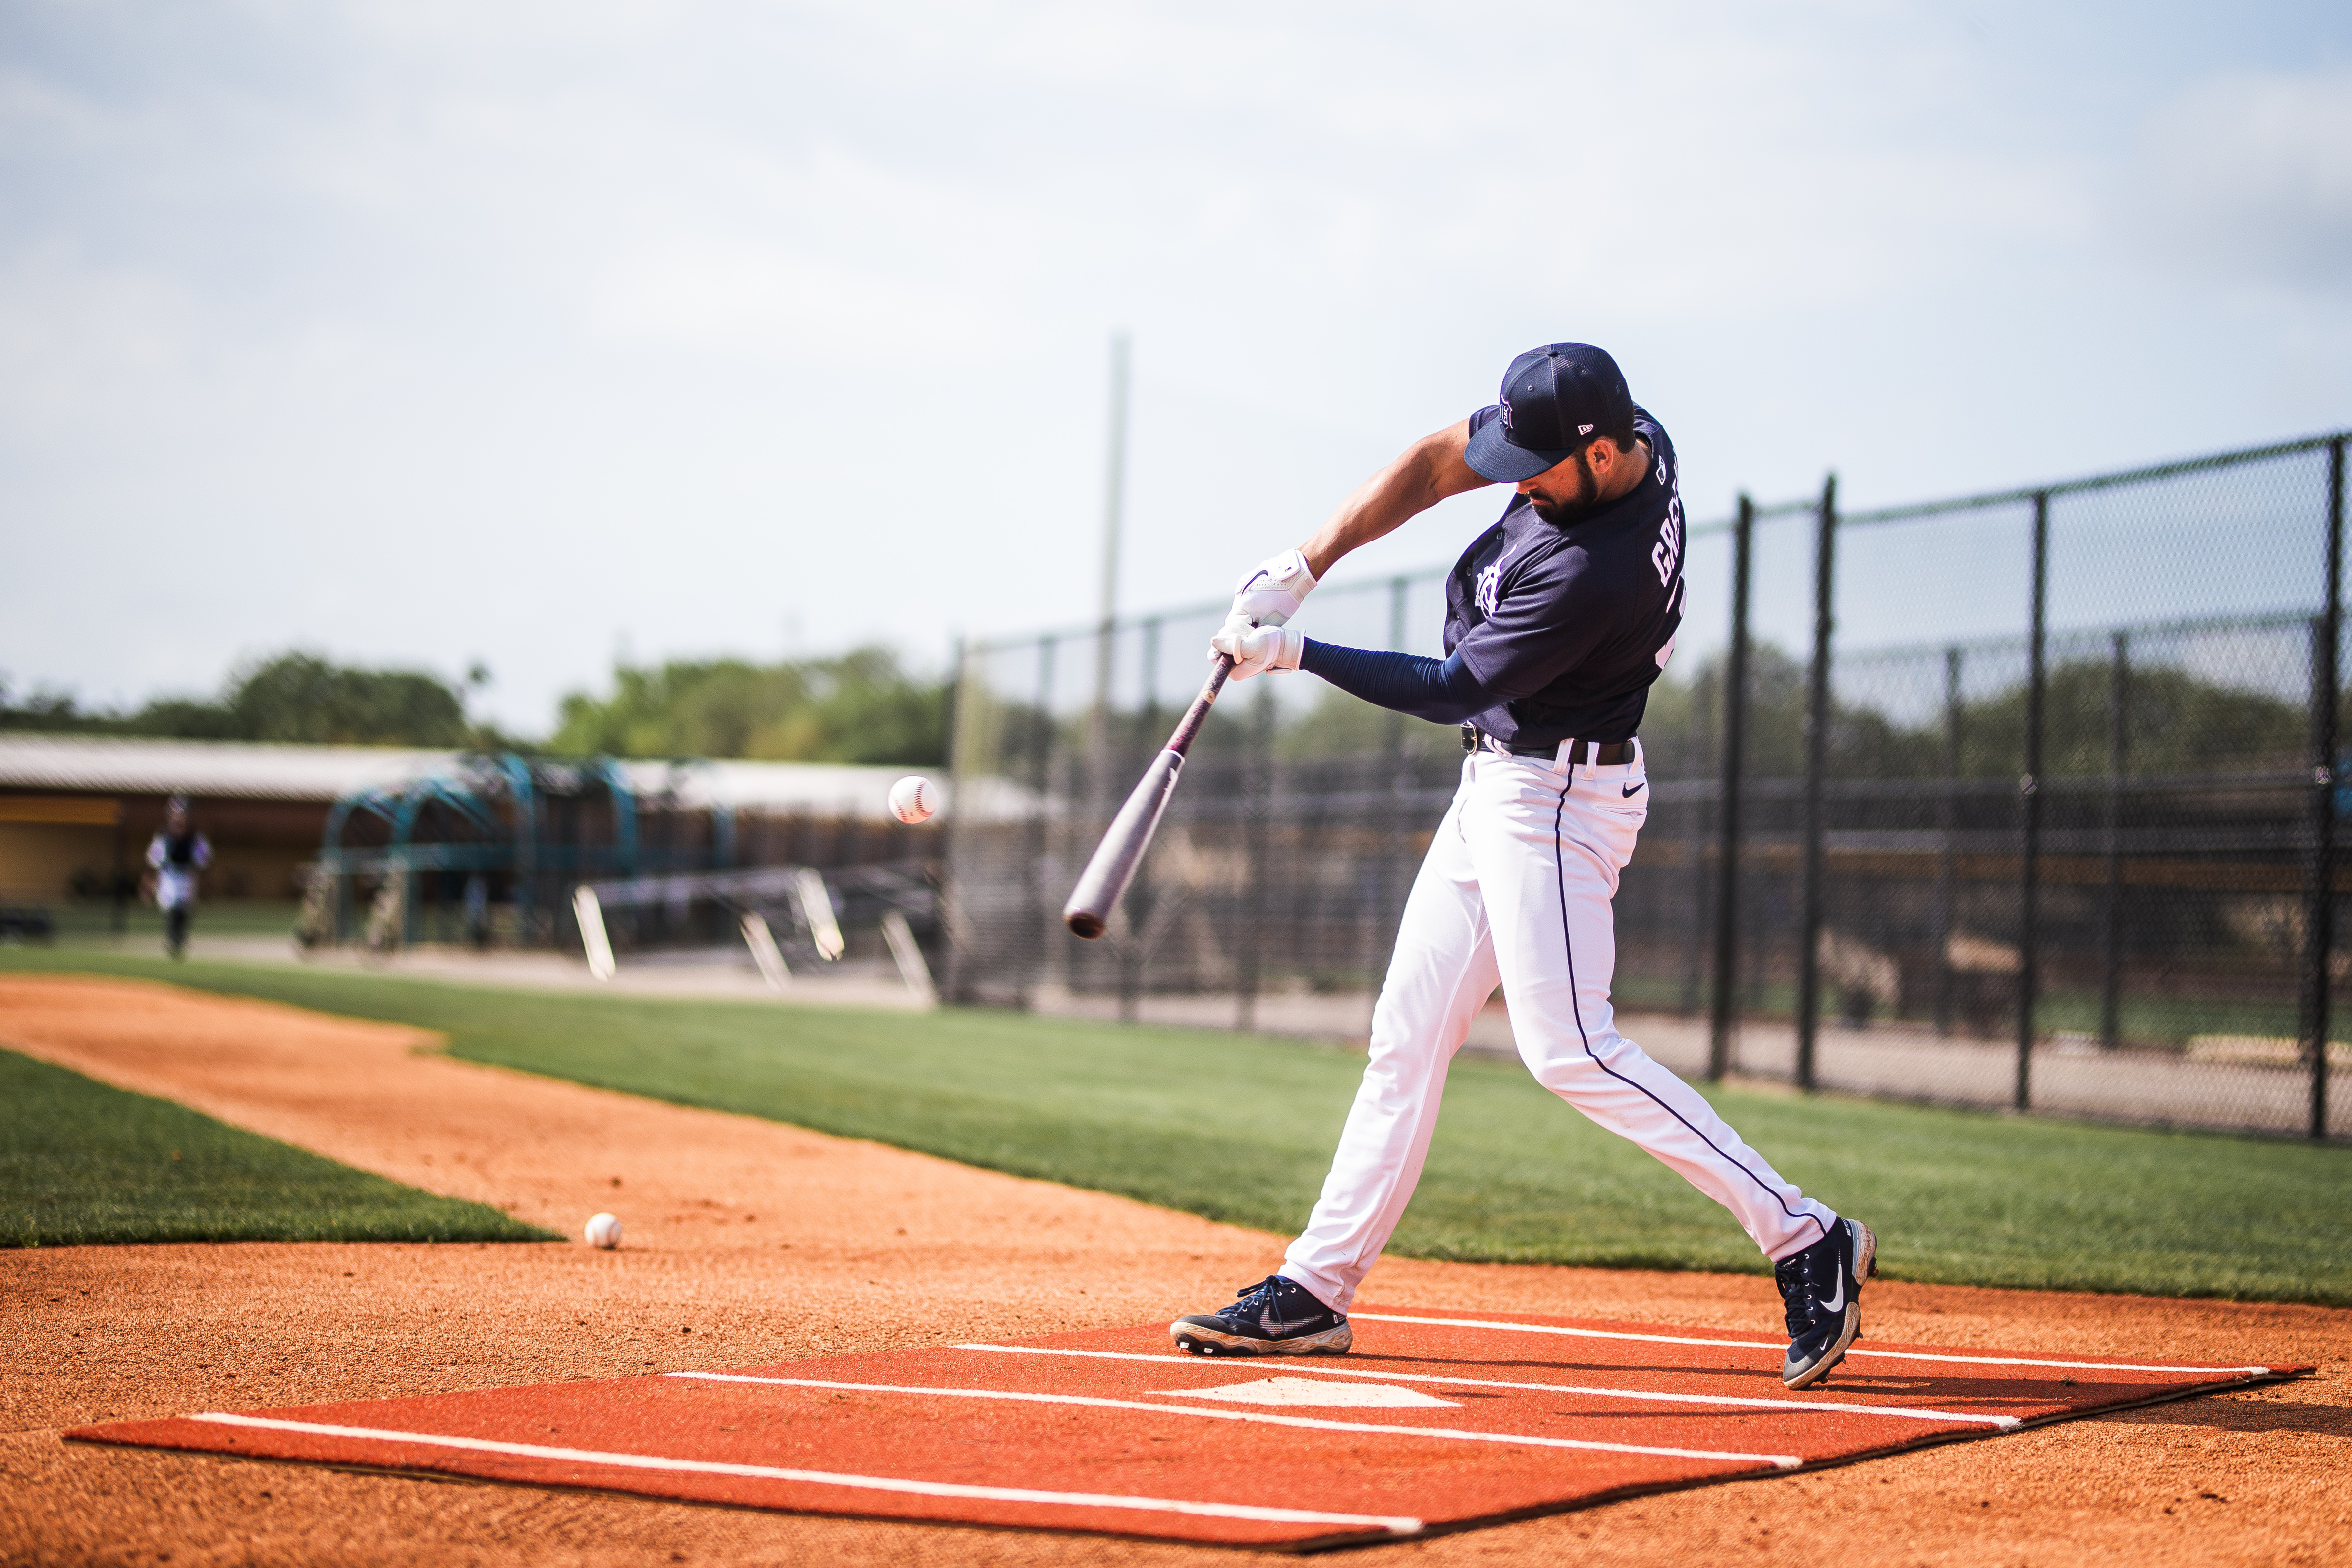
xmin=584 ymin=1212 xmax=624 ymax=1249
xmin=889 ymin=775 xmax=938 ymax=825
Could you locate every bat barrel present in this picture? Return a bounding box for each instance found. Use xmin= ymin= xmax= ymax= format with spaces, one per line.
xmin=1062 ymin=748 xmax=1185 ymax=939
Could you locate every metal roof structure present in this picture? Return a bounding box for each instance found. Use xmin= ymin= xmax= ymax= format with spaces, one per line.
xmin=0 ymin=735 xmax=938 ymax=821
xmin=0 ymin=734 xmax=451 ymax=802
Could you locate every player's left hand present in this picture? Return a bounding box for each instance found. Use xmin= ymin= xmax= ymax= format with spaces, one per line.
xmin=1209 ymin=615 xmax=1303 ymax=679
xmin=1229 ymin=548 xmax=1318 ymax=628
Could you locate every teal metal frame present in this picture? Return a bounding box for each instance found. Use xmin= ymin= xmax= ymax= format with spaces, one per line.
xmin=315 ymin=753 xmax=722 ymax=948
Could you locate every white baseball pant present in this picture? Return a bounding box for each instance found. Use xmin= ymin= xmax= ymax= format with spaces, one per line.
xmin=1279 ymin=743 xmax=1836 ymax=1313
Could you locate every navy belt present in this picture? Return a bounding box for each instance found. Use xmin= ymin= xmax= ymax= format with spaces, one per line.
xmin=1461 ymin=726 xmax=1637 ymax=766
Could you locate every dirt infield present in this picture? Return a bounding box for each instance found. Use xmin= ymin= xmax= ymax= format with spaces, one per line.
xmin=3 ymin=973 xmax=2348 ymax=1565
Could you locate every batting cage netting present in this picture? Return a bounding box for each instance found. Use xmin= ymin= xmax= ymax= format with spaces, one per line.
xmin=944 ymin=430 xmax=2350 ymax=1142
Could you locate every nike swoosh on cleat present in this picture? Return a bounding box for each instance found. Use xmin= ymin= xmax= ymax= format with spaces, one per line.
xmin=1822 ymin=1272 xmax=1845 ymax=1314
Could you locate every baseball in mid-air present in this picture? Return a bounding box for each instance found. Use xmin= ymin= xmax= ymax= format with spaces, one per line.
xmin=889 ymin=775 xmax=939 ymax=825
xmin=584 ymin=1212 xmax=624 ymax=1249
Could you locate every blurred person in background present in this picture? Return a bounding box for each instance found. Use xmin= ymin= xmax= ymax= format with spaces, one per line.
xmin=145 ymin=795 xmax=212 ymax=960
xmin=463 ymin=872 xmax=491 ymax=950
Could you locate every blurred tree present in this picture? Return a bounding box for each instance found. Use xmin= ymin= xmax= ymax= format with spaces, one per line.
xmin=220 ymin=653 xmax=471 ymax=745
xmin=1271 ymin=684 xmax=1458 ymax=764
xmin=1962 ymin=659 xmax=2305 ymax=778
xmin=0 ymin=680 xmax=104 ymax=733
xmin=1244 ymin=639 xmax=2309 ymax=785
xmin=0 ymin=653 xmax=492 ymax=747
xmin=1644 ymin=645 xmax=1818 ymax=780
xmin=550 ymin=646 xmax=948 ymax=765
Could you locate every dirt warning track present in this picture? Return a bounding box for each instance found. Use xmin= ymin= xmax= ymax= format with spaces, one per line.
xmin=65 ymin=1308 xmax=2310 ymax=1550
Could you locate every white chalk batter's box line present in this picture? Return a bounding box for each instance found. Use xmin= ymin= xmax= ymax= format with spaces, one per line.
xmin=666 ymin=1370 xmax=1805 ymax=1468
xmin=182 ymin=1413 xmax=1424 ymax=1536
xmin=949 ymin=1343 xmax=2022 ymax=1427
xmin=1346 ymin=1313 xmax=2282 ymax=1378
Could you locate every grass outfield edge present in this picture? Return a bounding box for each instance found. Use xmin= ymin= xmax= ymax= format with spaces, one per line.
xmin=3 ymin=951 xmax=2346 ymax=1305
xmin=0 ymin=1045 xmax=561 ymax=1247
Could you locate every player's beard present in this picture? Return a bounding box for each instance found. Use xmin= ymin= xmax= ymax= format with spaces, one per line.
xmin=1526 ymin=451 xmax=1600 ymax=526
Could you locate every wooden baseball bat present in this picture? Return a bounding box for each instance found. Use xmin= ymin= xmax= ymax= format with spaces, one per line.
xmin=1063 ymin=654 xmax=1233 ymax=940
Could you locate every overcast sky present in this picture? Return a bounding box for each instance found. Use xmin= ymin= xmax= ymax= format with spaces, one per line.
xmin=3 ymin=0 xmax=2348 ymax=732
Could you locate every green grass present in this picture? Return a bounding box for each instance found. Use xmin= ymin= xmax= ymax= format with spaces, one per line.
xmin=4 ymin=949 xmax=2348 ymax=1303
xmin=0 ymin=1046 xmax=558 ymax=1247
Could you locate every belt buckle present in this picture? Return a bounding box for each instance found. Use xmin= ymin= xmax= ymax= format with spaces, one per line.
xmin=1459 ymin=724 xmax=1478 ymax=755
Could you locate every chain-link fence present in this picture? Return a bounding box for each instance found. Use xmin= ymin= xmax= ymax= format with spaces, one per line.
xmin=945 ymin=431 xmax=2350 ymax=1141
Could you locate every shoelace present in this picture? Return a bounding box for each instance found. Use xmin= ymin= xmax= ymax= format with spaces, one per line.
xmin=1775 ymin=1252 xmax=1825 ymax=1337
xmin=1229 ymin=1275 xmax=1287 ymax=1314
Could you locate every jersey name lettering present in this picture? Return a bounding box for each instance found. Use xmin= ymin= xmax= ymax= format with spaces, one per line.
xmin=1651 ymin=489 xmax=1684 ymax=587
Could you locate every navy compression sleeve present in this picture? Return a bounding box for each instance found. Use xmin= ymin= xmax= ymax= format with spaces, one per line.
xmin=1296 ymin=639 xmax=1500 ymax=724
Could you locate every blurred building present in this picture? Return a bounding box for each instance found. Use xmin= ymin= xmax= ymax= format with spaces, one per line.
xmin=0 ymin=735 xmax=932 ymax=927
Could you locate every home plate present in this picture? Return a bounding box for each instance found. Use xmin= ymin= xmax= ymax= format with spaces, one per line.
xmin=68 ymin=1304 xmax=2310 ymax=1551
xmin=1164 ymin=1375 xmax=1461 ymax=1408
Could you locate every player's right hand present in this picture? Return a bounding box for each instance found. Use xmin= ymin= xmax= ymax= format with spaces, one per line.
xmin=1209 ymin=615 xmax=1303 ymax=680
xmin=1229 ymin=548 xmax=1318 ymax=628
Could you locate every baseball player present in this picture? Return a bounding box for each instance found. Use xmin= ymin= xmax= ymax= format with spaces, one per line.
xmin=145 ymin=795 xmax=212 ymax=960
xmin=1171 ymin=343 xmax=1877 ymax=1390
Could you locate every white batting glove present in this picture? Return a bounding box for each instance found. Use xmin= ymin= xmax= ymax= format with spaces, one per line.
xmin=1209 ymin=616 xmax=1303 ymax=680
xmin=1230 ymin=548 xmax=1318 ymax=628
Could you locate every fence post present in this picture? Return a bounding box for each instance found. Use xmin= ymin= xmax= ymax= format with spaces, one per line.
xmin=1019 ymin=636 xmax=1057 ymax=1011
xmin=1120 ymin=618 xmax=1162 ymax=1023
xmin=1236 ymin=681 xmax=1275 ymax=1031
xmin=940 ymin=636 xmax=970 ymax=1003
xmin=1092 ymin=334 xmax=1129 ymax=741
xmin=1931 ymin=646 xmax=1960 ymax=1034
xmin=2100 ymin=630 xmax=2129 ymax=1050
xmin=1682 ymin=666 xmax=1713 ymax=1014
xmin=2015 ymin=492 xmax=2049 ymax=1112
xmin=1370 ymin=576 xmax=1411 ymax=1033
xmin=1708 ymin=495 xmax=1755 ymax=1080
xmin=1795 ymin=477 xmax=1838 ymax=1092
xmin=2306 ymin=438 xmax=2345 ymax=1139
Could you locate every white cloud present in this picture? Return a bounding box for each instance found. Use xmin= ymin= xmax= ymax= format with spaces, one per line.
xmin=2123 ymin=62 xmax=2352 ymax=289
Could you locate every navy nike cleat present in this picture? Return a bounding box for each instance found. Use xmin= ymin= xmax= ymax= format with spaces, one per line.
xmin=1775 ymin=1217 xmax=1877 ymax=1389
xmin=1170 ymin=1274 xmax=1353 ymax=1357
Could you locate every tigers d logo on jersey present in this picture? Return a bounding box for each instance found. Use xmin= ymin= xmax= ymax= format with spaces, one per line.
xmin=1475 ymin=561 xmax=1502 ymax=617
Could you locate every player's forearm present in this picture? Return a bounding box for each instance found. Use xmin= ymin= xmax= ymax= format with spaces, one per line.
xmin=1298 ymin=422 xmax=1487 ymax=579
xmin=1298 ymin=640 xmax=1497 ymax=724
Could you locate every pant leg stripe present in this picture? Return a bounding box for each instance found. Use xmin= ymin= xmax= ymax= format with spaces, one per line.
xmin=1547 ymin=788 xmax=1826 ymax=1245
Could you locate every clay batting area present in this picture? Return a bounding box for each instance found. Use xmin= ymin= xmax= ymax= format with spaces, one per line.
xmin=67 ymin=1309 xmax=2308 ymax=1550
xmin=5 ymin=975 xmax=2349 ymax=1565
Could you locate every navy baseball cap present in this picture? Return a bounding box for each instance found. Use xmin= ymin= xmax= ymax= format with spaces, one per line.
xmin=1463 ymin=343 xmax=1634 ymax=483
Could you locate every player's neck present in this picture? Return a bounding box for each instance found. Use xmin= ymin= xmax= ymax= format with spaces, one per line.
xmin=1594 ymin=438 xmax=1652 ymax=506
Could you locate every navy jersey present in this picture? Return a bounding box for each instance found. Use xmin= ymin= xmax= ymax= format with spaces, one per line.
xmin=1442 ymin=406 xmax=1687 ymax=746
